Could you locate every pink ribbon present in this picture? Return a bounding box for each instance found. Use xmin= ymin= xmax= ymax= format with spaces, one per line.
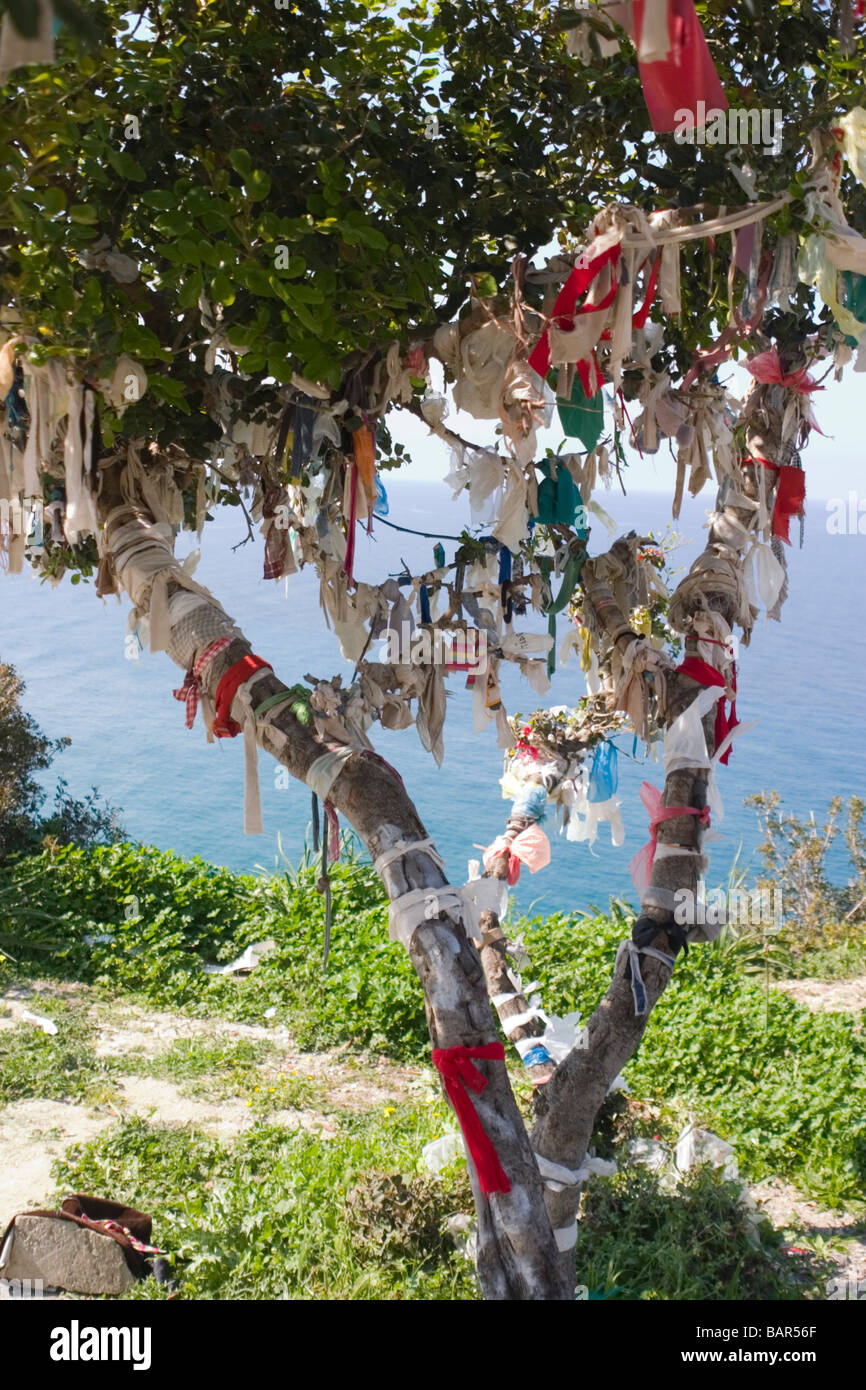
xmin=629 ymin=781 xmax=710 ymax=896
xmin=483 ymin=824 xmax=551 ymax=886
xmin=746 ymin=348 xmax=822 ymax=394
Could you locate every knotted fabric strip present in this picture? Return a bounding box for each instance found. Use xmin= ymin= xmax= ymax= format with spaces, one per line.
xmin=172 ymin=637 xmax=233 ymax=729
xmin=617 ymin=938 xmax=676 ymax=1016
xmin=528 ymin=244 xmax=622 ymax=379
xmin=514 ymin=1034 xmax=553 ymax=1061
xmin=629 ymin=781 xmax=710 ymax=895
xmin=641 ymin=885 xmax=681 ymax=913
xmin=213 ymin=654 xmax=273 ymax=738
xmin=306 ymin=744 xmax=355 ymax=803
xmin=748 ymin=455 xmax=806 ymax=546
xmin=211 ymin=655 xmax=273 ymax=835
xmin=387 ymin=885 xmax=466 ymax=948
xmin=431 ymin=1043 xmax=511 ymax=1195
xmin=502 ymin=1007 xmax=549 ymax=1037
xmin=482 ymin=823 xmax=551 ymax=886
xmin=677 ymin=655 xmax=739 ymax=765
xmin=537 ymin=1149 xmax=615 ymax=1186
xmin=373 ymin=836 xmax=446 ymax=877
xmin=520 ymin=1044 xmax=554 ymax=1069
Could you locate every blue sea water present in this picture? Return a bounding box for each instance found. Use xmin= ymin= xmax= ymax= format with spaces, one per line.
xmin=1 ymin=479 xmax=864 ymax=917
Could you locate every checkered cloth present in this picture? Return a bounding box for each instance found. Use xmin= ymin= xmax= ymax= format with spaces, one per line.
xmin=173 ymin=637 xmax=233 ymax=729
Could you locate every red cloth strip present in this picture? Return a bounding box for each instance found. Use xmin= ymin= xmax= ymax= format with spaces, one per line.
xmin=677 ymin=656 xmax=739 ymax=765
xmin=632 ymin=0 xmax=727 ymax=134
xmin=631 ymin=252 xmax=661 ymax=330
xmin=528 ymin=244 xmax=621 ymax=378
xmin=213 ymin=653 xmax=272 ymax=738
xmin=771 ymin=465 xmax=806 ymax=545
xmin=432 ymin=1043 xmax=511 ymax=1195
xmin=746 ymin=455 xmax=806 ymax=546
xmin=630 ymin=780 xmax=711 ymax=895
xmin=172 ymin=637 xmax=233 ymax=730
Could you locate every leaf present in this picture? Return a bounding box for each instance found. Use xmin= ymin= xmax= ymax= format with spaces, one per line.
xmin=210 ymin=271 xmax=235 ymax=306
xmin=177 ymin=271 xmax=204 ymax=310
xmin=106 ymin=149 xmax=146 ymax=182
xmin=41 ymin=187 xmax=67 ymax=217
xmin=68 ymin=205 xmax=98 ymax=225
xmin=245 ymin=170 xmax=271 ymax=202
xmin=148 ymin=375 xmax=191 ymax=413
xmin=142 ymin=191 xmax=176 ymax=210
xmin=228 ymin=148 xmax=252 ymax=178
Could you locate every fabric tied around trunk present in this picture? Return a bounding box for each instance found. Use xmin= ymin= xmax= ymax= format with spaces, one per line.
xmin=629 ymin=780 xmax=711 ymax=896
xmin=482 ymin=823 xmax=551 ymax=886
xmin=616 ymin=938 xmax=677 ymax=1016
xmin=431 ymin=1043 xmax=511 ymax=1195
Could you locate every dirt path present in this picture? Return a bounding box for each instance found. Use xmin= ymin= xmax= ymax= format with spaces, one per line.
xmin=774 ymin=974 xmax=866 ymax=1015
xmin=0 ymin=981 xmax=420 ymax=1229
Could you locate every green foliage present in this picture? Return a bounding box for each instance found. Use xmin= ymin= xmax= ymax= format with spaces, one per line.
xmin=116 ymin=1034 xmax=275 ymax=1103
xmin=747 ymin=792 xmax=866 ymax=948
xmin=50 ymin=1102 xmax=809 ymax=1302
xmin=0 ymin=841 xmax=428 ymax=1054
xmin=517 ymin=908 xmax=866 ymax=1204
xmin=3 ymin=843 xmax=865 ymax=1205
xmin=0 ymin=1000 xmax=109 ymax=1105
xmin=51 ymin=1110 xmax=479 ymax=1301
xmin=1 ymin=1 xmax=865 ymax=584
xmin=0 ymin=661 xmax=65 ymax=857
xmin=577 ymin=1166 xmax=809 ymax=1301
xmin=0 ymin=661 xmax=124 ymax=861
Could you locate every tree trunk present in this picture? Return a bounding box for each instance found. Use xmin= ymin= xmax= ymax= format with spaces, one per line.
xmin=97 ymin=479 xmax=570 ymax=1301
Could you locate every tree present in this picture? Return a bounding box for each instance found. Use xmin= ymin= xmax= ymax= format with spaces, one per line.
xmin=0 ymin=660 xmax=61 ymax=856
xmin=0 ymin=658 xmax=123 ymax=856
xmin=1 ymin=0 xmax=864 ymax=1299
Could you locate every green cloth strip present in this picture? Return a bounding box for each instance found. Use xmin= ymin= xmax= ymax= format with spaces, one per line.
xmin=253 ymin=686 xmax=311 ymax=722
xmin=539 ymin=548 xmax=587 ymax=677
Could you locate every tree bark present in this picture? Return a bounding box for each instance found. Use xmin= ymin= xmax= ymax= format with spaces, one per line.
xmin=97 ymin=480 xmax=570 ymax=1301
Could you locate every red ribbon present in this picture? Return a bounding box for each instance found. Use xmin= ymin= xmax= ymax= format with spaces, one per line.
xmin=631 ymin=251 xmax=661 ymax=330
xmin=746 ymin=348 xmax=822 ymax=395
xmin=677 ymin=655 xmax=739 ymax=765
xmin=213 ymin=653 xmax=272 ymax=738
xmin=748 ymin=455 xmax=806 ymax=545
xmin=529 ymin=244 xmax=622 ymax=379
xmin=431 ymin=1043 xmax=511 ymax=1195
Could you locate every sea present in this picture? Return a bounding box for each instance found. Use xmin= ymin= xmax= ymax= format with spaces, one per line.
xmin=1 ymin=478 xmax=864 ymax=918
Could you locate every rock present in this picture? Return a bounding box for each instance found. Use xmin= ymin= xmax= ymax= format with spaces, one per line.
xmin=0 ymin=1215 xmax=136 ymax=1295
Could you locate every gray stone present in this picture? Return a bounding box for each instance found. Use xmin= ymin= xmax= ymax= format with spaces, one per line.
xmin=0 ymin=1215 xmax=136 ymax=1295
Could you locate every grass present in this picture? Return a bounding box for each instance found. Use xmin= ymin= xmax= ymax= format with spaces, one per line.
xmin=51 ymin=1107 xmax=480 ymax=1301
xmin=50 ymin=1101 xmax=813 ymax=1302
xmin=0 ymin=999 xmax=113 ymax=1107
xmin=1 ymin=840 xmax=864 ymax=1298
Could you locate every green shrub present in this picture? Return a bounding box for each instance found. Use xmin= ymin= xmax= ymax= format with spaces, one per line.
xmin=51 ymin=1109 xmax=478 ymax=1301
